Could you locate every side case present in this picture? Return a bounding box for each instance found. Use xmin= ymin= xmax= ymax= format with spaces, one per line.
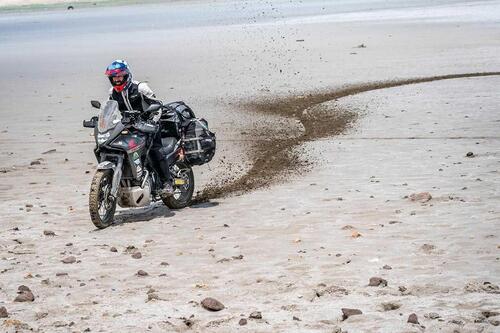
xmin=160 ymin=101 xmax=196 ymax=138
xmin=183 ymin=118 xmax=216 ymax=166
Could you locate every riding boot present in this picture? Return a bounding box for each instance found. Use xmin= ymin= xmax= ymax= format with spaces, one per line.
xmin=156 ymin=157 xmax=174 ymax=196
xmin=157 ymin=158 xmax=171 ymax=185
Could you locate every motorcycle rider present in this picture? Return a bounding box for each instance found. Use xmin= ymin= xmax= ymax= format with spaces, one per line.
xmin=105 ymin=59 xmax=174 ymax=195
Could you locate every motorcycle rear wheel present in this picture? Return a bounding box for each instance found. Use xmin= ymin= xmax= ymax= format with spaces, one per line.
xmin=162 ymin=165 xmax=194 ymax=209
xmin=89 ymin=169 xmax=116 ymax=229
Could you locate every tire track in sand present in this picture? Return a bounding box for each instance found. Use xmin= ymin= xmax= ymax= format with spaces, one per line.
xmin=195 ymin=71 xmax=500 ymax=202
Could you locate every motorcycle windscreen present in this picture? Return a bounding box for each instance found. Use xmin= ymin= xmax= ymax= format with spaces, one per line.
xmin=98 ymin=100 xmax=122 ymax=134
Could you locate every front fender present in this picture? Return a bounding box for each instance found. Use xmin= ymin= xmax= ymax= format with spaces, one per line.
xmin=97 ymin=161 xmax=116 ymax=170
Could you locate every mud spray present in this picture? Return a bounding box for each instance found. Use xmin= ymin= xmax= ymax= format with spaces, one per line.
xmin=194 ymin=72 xmax=500 ymax=203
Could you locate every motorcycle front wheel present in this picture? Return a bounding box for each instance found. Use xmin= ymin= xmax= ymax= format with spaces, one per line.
xmin=162 ymin=164 xmax=194 ymax=209
xmin=89 ymin=169 xmax=117 ymax=229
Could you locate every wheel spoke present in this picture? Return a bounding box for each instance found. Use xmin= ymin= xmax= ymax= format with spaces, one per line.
xmin=173 ymin=171 xmax=190 ymax=201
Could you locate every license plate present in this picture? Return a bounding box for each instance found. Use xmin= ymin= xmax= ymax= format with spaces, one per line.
xmin=174 ymin=178 xmax=186 ymax=185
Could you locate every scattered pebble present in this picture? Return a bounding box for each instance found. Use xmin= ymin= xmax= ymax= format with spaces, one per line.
xmin=110 ymin=247 xmax=117 ymax=252
xmin=425 ymin=312 xmax=441 ymax=319
xmin=182 ymin=317 xmax=194 ymax=327
xmin=201 ymin=297 xmax=225 ymax=311
xmin=131 ymin=252 xmax=142 ymax=259
xmin=147 ymin=293 xmax=160 ymax=302
xmin=408 ymin=313 xmax=419 ymax=324
xmin=43 ymin=230 xmax=56 ymax=236
xmin=369 ymin=277 xmax=388 ymax=287
xmin=238 ymin=318 xmax=247 ymax=326
xmin=14 ymin=285 xmax=35 ymax=302
xmin=380 ymin=302 xmax=401 ymax=311
xmin=0 ymin=306 xmax=8 ymax=318
xmin=18 ymin=285 xmax=31 ymax=293
xmin=125 ymin=245 xmax=137 ymax=253
xmin=249 ymin=311 xmax=262 ymax=319
xmin=420 ymin=243 xmax=436 ymax=253
xmin=409 ymin=192 xmax=432 ymax=203
xmin=61 ymin=256 xmax=76 ymax=264
xmin=137 ymin=270 xmax=148 ymax=276
xmin=342 ymin=308 xmax=362 ymax=320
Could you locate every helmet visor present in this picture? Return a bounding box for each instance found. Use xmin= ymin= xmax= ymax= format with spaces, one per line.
xmin=108 ymin=73 xmax=129 ymax=86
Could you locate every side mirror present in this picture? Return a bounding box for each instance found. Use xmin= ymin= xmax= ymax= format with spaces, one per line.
xmin=83 ymin=116 xmax=97 ymax=128
xmin=91 ymin=100 xmax=101 ymax=109
xmin=145 ymin=104 xmax=161 ymax=113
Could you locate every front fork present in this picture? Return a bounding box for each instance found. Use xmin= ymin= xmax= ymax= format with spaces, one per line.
xmin=96 ymin=156 xmax=123 ymax=199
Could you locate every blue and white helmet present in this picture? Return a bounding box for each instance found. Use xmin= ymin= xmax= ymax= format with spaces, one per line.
xmin=105 ymin=59 xmax=132 ymax=92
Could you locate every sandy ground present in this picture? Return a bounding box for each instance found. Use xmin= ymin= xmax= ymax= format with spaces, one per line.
xmin=0 ymin=0 xmax=499 ymax=332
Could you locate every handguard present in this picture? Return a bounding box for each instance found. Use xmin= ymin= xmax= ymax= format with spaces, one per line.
xmin=134 ymin=121 xmax=158 ymax=134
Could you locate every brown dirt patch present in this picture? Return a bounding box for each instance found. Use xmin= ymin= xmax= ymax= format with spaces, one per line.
xmin=194 ymin=72 xmax=500 ymax=202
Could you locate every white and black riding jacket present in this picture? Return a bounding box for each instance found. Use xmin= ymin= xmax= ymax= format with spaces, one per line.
xmin=109 ymin=81 xmax=161 ymax=114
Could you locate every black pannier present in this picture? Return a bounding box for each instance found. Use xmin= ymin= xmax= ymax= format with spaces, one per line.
xmin=182 ymin=118 xmax=216 ymax=166
xmin=166 ymin=101 xmax=196 ymax=119
xmin=159 ymin=110 xmax=181 ymax=138
xmin=159 ymin=101 xmax=196 ymax=138
xmin=159 ymin=101 xmax=216 ymax=166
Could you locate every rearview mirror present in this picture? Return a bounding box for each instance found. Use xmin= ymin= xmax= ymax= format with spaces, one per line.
xmin=91 ymin=100 xmax=101 ymax=109
xmin=145 ymin=104 xmax=161 ymax=113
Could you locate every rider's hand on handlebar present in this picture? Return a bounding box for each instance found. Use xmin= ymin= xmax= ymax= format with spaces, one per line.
xmin=123 ymin=110 xmax=140 ymax=117
xmin=121 ymin=110 xmax=141 ymax=124
xmin=149 ymin=110 xmax=162 ymax=123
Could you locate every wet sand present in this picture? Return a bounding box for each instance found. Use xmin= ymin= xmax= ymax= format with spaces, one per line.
xmin=0 ymin=1 xmax=499 ymax=332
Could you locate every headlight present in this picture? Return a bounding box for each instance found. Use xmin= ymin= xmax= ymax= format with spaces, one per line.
xmin=110 ymin=138 xmax=128 ymax=150
xmin=97 ymin=132 xmax=110 ymax=145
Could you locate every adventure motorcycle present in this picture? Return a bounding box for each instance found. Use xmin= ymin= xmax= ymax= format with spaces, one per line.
xmin=83 ymin=100 xmax=195 ymax=229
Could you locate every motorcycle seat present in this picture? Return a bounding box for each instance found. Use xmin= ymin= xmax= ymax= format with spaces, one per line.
xmin=161 ymin=137 xmax=178 ymax=155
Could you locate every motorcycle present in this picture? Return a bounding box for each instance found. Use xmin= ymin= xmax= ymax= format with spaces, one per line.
xmin=83 ymin=100 xmax=195 ymax=229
